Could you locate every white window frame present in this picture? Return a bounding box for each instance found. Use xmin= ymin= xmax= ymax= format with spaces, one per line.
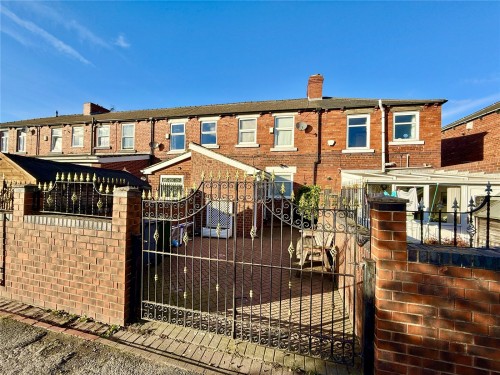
xmin=51 ymin=128 xmax=63 ymax=152
xmin=96 ymin=125 xmax=110 ymax=148
xmin=200 ymin=118 xmax=218 ymax=147
xmin=237 ymin=116 xmax=258 ymax=146
xmin=72 ymin=126 xmax=84 ymax=148
xmin=159 ymin=175 xmax=184 ymax=200
xmin=392 ymin=111 xmax=420 ymax=142
xmin=273 ymin=114 xmax=295 ymax=149
xmin=265 ymin=166 xmax=296 ymax=198
xmin=16 ymin=128 xmax=26 ymax=152
xmin=0 ymin=130 xmax=8 ymax=152
xmin=170 ymin=121 xmax=186 ymax=151
xmin=121 ymin=123 xmax=135 ymax=150
xmin=346 ymin=114 xmax=370 ymax=150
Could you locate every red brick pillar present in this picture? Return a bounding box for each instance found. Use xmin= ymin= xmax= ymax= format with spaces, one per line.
xmin=111 ymin=187 xmax=141 ymax=324
xmin=369 ymin=196 xmax=408 ymax=375
xmin=12 ymin=185 xmax=36 ymax=221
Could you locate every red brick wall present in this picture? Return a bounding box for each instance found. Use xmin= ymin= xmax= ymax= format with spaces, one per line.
xmin=441 ymin=111 xmax=500 ymax=173
xmin=370 ymin=197 xmax=500 ymax=375
xmin=0 ymin=186 xmax=141 ymax=325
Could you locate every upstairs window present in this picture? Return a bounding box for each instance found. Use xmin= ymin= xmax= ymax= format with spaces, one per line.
xmin=51 ymin=128 xmax=62 ymax=152
xmin=201 ymin=121 xmax=217 ymax=146
xmin=96 ymin=125 xmax=110 ymax=148
xmin=121 ymin=123 xmax=135 ymax=150
xmin=72 ymin=126 xmax=84 ymax=147
xmin=274 ymin=116 xmax=294 ymax=147
xmin=170 ymin=122 xmax=185 ymax=151
xmin=347 ymin=115 xmax=369 ymax=149
xmin=394 ymin=112 xmax=419 ymax=141
xmin=16 ymin=129 xmax=26 ymax=152
xmin=0 ymin=131 xmax=8 ymax=152
xmin=238 ymin=118 xmax=257 ymax=145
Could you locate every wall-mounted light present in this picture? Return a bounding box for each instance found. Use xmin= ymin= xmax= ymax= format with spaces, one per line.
xmin=165 ymin=133 xmax=170 ymax=139
xmin=327 ymin=140 xmax=336 ymax=146
xmin=269 ymin=127 xmax=274 ymax=134
xmin=43 ymin=136 xmax=49 ymax=141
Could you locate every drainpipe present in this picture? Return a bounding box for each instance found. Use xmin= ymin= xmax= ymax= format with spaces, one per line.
xmin=378 ymin=100 xmax=386 ymax=172
xmin=90 ymin=117 xmax=96 ymax=155
xmin=313 ymin=109 xmax=322 ymax=185
xmin=150 ymin=118 xmax=155 ymax=163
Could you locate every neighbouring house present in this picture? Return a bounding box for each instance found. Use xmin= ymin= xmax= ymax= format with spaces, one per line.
xmin=0 ymin=75 xmax=446 ymax=195
xmin=441 ymin=101 xmax=500 ymax=173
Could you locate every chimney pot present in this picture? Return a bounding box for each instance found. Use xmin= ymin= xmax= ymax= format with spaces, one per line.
xmin=307 ymin=74 xmax=324 ymax=100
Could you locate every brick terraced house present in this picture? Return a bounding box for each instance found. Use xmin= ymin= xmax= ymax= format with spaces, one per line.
xmin=0 ymin=75 xmax=446 ymax=193
xmin=441 ymin=101 xmax=500 ymax=174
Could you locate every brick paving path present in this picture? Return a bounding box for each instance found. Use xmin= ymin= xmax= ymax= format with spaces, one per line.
xmin=0 ymin=296 xmax=361 ymax=374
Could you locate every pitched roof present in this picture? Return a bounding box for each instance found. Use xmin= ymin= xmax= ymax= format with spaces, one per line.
xmin=141 ymin=143 xmax=261 ymax=176
xmin=442 ymin=101 xmax=500 ymax=131
xmin=0 ymin=97 xmax=446 ymax=128
xmin=1 ymin=153 xmax=149 ymax=187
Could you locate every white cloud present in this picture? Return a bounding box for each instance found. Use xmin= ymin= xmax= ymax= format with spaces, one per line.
xmin=1 ymin=25 xmax=32 ymax=46
xmin=463 ymin=74 xmax=500 ymax=85
xmin=0 ymin=5 xmax=92 ymax=65
xmin=114 ymin=34 xmax=130 ymax=48
xmin=22 ymin=2 xmax=109 ymax=48
xmin=442 ymin=93 xmax=500 ymax=120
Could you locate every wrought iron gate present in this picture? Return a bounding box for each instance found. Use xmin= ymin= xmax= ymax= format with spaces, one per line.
xmin=141 ymin=178 xmax=360 ymax=364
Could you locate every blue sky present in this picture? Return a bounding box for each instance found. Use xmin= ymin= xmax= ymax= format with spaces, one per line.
xmin=1 ymin=1 xmax=499 ymax=125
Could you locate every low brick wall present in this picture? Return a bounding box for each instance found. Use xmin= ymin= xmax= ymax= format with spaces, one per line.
xmin=0 ymin=186 xmax=141 ymax=325
xmin=371 ymin=197 xmax=500 ymax=375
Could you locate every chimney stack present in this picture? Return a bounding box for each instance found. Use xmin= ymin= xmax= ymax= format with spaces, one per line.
xmin=83 ymin=102 xmax=111 ymax=115
xmin=307 ymin=74 xmax=324 ymax=100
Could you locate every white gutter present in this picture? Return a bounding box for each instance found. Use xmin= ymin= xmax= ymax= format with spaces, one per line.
xmin=379 ymin=99 xmax=386 ymax=172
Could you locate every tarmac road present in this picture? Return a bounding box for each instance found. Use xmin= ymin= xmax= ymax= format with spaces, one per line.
xmin=0 ymin=317 xmax=200 ymax=375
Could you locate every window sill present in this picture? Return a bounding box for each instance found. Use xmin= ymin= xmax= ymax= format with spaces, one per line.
xmin=119 ymin=149 xmax=137 ymax=153
xmin=270 ymin=147 xmax=298 ymax=152
xmin=71 ymin=145 xmax=84 ymax=148
xmin=167 ymin=149 xmax=186 ymax=154
xmin=15 ymin=151 xmax=27 ymax=154
xmin=389 ymin=140 xmax=425 ymax=146
xmin=341 ymin=148 xmax=375 ymax=154
xmin=235 ymin=143 xmax=260 ymax=148
xmin=49 ymin=151 xmax=63 ymax=154
xmin=94 ymin=146 xmax=111 ymax=150
xmin=202 ymin=144 xmax=220 ymax=149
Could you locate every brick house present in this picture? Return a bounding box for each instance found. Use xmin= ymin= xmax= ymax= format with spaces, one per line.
xmin=441 ymin=101 xmax=500 ymax=174
xmin=0 ymin=75 xmax=446 ymax=194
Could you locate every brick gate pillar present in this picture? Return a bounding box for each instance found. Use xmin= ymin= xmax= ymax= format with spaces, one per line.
xmin=112 ymin=187 xmax=141 ymax=323
xmin=369 ymin=196 xmax=408 ymax=375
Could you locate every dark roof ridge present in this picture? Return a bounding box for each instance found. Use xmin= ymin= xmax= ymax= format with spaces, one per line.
xmin=442 ymin=101 xmax=500 ymax=131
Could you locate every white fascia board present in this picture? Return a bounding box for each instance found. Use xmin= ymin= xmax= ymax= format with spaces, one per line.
xmin=141 ymin=152 xmax=192 ymax=175
xmin=96 ymin=154 xmax=150 ymax=163
xmin=36 ymin=154 xmax=149 ymax=164
xmin=188 ymin=143 xmax=259 ymax=175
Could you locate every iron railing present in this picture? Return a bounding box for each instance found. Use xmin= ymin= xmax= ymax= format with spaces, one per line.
xmin=140 ymin=176 xmax=361 ymax=364
xmin=412 ymin=182 xmax=493 ymax=249
xmin=37 ymin=172 xmax=132 ymax=218
xmin=0 ymin=180 xmax=14 ymax=211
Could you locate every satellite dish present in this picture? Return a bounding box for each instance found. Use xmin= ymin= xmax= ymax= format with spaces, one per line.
xmin=149 ymin=141 xmax=159 ymax=149
xmin=295 ymin=121 xmax=308 ymax=131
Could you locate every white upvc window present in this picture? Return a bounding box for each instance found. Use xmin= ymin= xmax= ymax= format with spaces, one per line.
xmin=347 ymin=114 xmax=370 ymax=149
xmin=16 ymin=128 xmax=26 ymax=152
xmin=121 ymin=123 xmax=135 ymax=150
xmin=159 ymin=175 xmax=184 ymax=199
xmin=201 ymin=120 xmax=217 ymax=146
xmin=274 ymin=115 xmax=294 ymax=148
xmin=96 ymin=125 xmax=110 ymax=148
xmin=266 ymin=167 xmax=296 ymax=198
xmin=170 ymin=122 xmax=186 ymax=151
xmin=72 ymin=126 xmax=84 ymax=147
xmin=51 ymin=128 xmax=62 ymax=152
xmin=393 ymin=111 xmax=419 ymax=141
xmin=238 ymin=117 xmax=257 ymax=145
xmin=0 ymin=130 xmax=8 ymax=152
